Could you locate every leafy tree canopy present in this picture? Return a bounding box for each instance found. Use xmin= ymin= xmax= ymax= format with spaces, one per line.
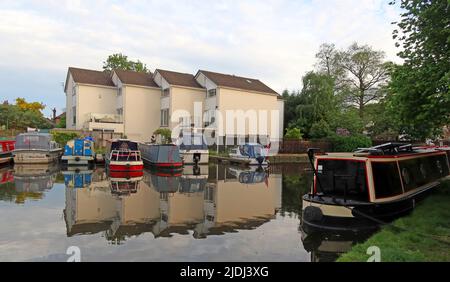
xmin=103 ymin=53 xmax=150 ymax=73
xmin=387 ymin=0 xmax=450 ymax=140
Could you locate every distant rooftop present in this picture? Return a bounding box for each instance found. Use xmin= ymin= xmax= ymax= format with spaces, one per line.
xmin=198 ymin=70 xmax=279 ymax=95
xmin=155 ymin=69 xmax=204 ymax=89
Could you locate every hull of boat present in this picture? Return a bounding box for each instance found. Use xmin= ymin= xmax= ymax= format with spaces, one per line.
xmin=0 ymin=152 xmax=13 ymax=165
xmin=180 ymin=150 xmax=209 ymax=164
xmin=13 ymin=149 xmax=62 ymax=164
xmin=107 ymin=160 xmax=143 ymax=172
xmin=301 ymin=182 xmax=439 ymax=232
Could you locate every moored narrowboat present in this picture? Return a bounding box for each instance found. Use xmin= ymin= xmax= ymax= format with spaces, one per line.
xmin=302 ymin=143 xmax=450 ymax=231
xmin=61 ymin=138 xmax=95 ymax=166
xmin=139 ymin=143 xmax=183 ymax=170
xmin=0 ymin=140 xmax=15 ymax=165
xmin=13 ymin=133 xmax=62 ymax=164
xmin=105 ymin=139 xmax=143 ymax=174
xmin=176 ymin=132 xmax=209 ymax=164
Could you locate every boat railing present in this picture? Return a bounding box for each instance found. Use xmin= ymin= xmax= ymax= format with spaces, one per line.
xmin=110 ymin=149 xmax=142 ymax=162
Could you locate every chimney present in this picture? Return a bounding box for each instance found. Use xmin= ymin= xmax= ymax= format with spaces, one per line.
xmin=52 ymin=108 xmax=56 ymax=120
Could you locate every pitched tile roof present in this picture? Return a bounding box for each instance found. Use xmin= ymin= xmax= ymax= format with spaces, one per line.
xmin=68 ymin=67 xmax=115 ymax=87
xmin=156 ymin=69 xmax=204 ymax=89
xmin=114 ymin=69 xmax=159 ymax=88
xmin=198 ymin=70 xmax=279 ymax=95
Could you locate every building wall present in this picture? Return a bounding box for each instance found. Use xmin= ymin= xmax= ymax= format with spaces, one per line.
xmin=217 ymin=88 xmax=280 ymax=142
xmin=169 ymin=86 xmax=206 ymax=130
xmin=65 ymin=73 xmax=75 ymax=129
xmin=76 ymin=85 xmax=117 ymax=130
xmin=123 ymin=85 xmax=161 ymax=142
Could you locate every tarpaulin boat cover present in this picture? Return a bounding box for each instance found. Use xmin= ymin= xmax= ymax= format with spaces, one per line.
xmin=15 ymin=133 xmax=57 ymax=150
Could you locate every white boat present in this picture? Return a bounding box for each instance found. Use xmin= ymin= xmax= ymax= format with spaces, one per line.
xmin=13 ymin=133 xmax=62 ymax=164
xmin=176 ymin=132 xmax=209 ymax=164
xmin=228 ymin=143 xmax=269 ymax=166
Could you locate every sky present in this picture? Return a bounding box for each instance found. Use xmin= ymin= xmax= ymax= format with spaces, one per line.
xmin=0 ymin=0 xmax=402 ymax=117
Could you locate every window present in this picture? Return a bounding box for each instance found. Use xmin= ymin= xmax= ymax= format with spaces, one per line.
xmin=316 ymin=160 xmax=369 ymax=201
xmin=371 ymin=162 xmax=403 ymax=198
xmin=72 ymin=106 xmax=76 ymax=125
xmin=161 ymin=109 xmax=169 ymax=127
xmin=117 ymin=107 xmax=123 ymax=116
xmin=399 ymin=155 xmax=450 ymax=192
xmin=208 ymin=89 xmax=217 ymax=98
xmin=162 ymin=88 xmax=170 ymax=97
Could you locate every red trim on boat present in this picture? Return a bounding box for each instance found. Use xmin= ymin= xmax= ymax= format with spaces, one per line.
xmin=109 ymin=171 xmax=144 ymax=178
xmin=109 ymin=164 xmax=144 ymax=171
xmin=153 ymin=162 xmax=183 ymax=168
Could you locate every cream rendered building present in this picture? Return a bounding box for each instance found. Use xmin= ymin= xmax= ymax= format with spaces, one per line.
xmin=64 ymin=67 xmax=284 ymax=145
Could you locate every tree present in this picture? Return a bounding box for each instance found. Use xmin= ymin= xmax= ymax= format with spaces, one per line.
xmin=15 ymin=98 xmax=45 ymax=112
xmin=291 ymin=72 xmax=337 ymax=138
xmin=336 ymin=43 xmax=391 ymax=118
xmin=103 ymin=53 xmax=149 ymax=73
xmin=387 ymin=0 xmax=450 ymax=139
xmin=56 ymin=115 xmax=66 ymax=128
xmin=0 ymin=99 xmax=52 ymax=130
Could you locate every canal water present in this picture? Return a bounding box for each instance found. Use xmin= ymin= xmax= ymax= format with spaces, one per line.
xmin=0 ymin=163 xmax=370 ymax=262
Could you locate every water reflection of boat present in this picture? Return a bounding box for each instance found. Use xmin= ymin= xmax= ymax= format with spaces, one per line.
xmin=180 ymin=165 xmax=208 ymax=193
xmin=110 ymin=177 xmax=142 ymax=196
xmin=300 ymin=226 xmax=375 ymax=262
xmin=62 ymin=167 xmax=93 ymax=189
xmin=10 ymin=164 xmax=59 ymax=203
xmin=227 ymin=166 xmax=269 ymax=185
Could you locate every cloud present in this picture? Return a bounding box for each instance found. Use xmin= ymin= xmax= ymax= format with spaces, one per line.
xmin=0 ymin=0 xmax=402 ymax=116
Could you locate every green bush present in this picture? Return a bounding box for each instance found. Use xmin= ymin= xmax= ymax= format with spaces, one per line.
xmin=284 ymin=127 xmax=303 ymax=139
xmin=309 ymin=119 xmax=332 ymax=139
xmin=153 ymin=128 xmax=172 ymax=144
xmin=328 ymin=134 xmax=372 ymax=152
xmin=51 ymin=131 xmax=79 ymax=147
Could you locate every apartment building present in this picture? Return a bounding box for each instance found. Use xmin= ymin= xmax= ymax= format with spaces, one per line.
xmin=64 ymin=67 xmax=284 ymax=143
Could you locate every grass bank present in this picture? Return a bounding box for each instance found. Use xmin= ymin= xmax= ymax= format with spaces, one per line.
xmin=338 ymin=180 xmax=450 ymax=262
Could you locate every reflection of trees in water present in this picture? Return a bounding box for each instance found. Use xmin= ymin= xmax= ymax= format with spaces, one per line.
xmin=280 ymin=172 xmax=313 ymax=217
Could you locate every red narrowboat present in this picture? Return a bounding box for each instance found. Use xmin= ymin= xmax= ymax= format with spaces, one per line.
xmin=105 ymin=139 xmax=143 ymax=174
xmin=0 ymin=140 xmax=15 ymax=165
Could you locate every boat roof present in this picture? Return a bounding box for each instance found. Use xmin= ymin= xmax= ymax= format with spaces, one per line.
xmin=316 ymin=143 xmax=448 ymax=160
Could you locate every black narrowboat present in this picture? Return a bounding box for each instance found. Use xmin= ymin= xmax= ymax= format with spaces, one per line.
xmin=302 ymin=143 xmax=450 ymax=232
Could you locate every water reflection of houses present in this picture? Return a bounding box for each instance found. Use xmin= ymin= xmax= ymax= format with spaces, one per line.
xmin=194 ymin=166 xmax=282 ymax=238
xmin=63 ymin=165 xmax=282 ymax=241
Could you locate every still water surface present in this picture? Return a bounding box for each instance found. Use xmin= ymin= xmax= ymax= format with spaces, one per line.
xmin=0 ymin=163 xmax=366 ymax=262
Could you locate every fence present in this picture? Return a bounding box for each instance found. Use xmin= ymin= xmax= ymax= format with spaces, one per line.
xmin=279 ymin=139 xmax=332 ymax=154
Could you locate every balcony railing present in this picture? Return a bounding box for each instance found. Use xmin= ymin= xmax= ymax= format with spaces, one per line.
xmin=86 ymin=113 xmax=123 ymax=124
xmin=84 ymin=113 xmax=124 ymax=133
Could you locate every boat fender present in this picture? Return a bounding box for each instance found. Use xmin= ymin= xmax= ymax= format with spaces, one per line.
xmin=303 ymin=206 xmax=323 ymax=222
xmin=75 ymin=156 xmax=80 ymax=162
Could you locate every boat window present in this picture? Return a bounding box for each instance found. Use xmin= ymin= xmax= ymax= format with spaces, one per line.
xmin=372 ymin=162 xmax=404 ymax=198
xmin=316 ymin=160 xmax=368 ymax=202
xmin=399 ymin=154 xmax=450 ymax=192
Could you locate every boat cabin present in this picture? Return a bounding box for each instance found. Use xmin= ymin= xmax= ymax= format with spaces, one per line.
xmin=107 ymin=139 xmax=141 ymax=162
